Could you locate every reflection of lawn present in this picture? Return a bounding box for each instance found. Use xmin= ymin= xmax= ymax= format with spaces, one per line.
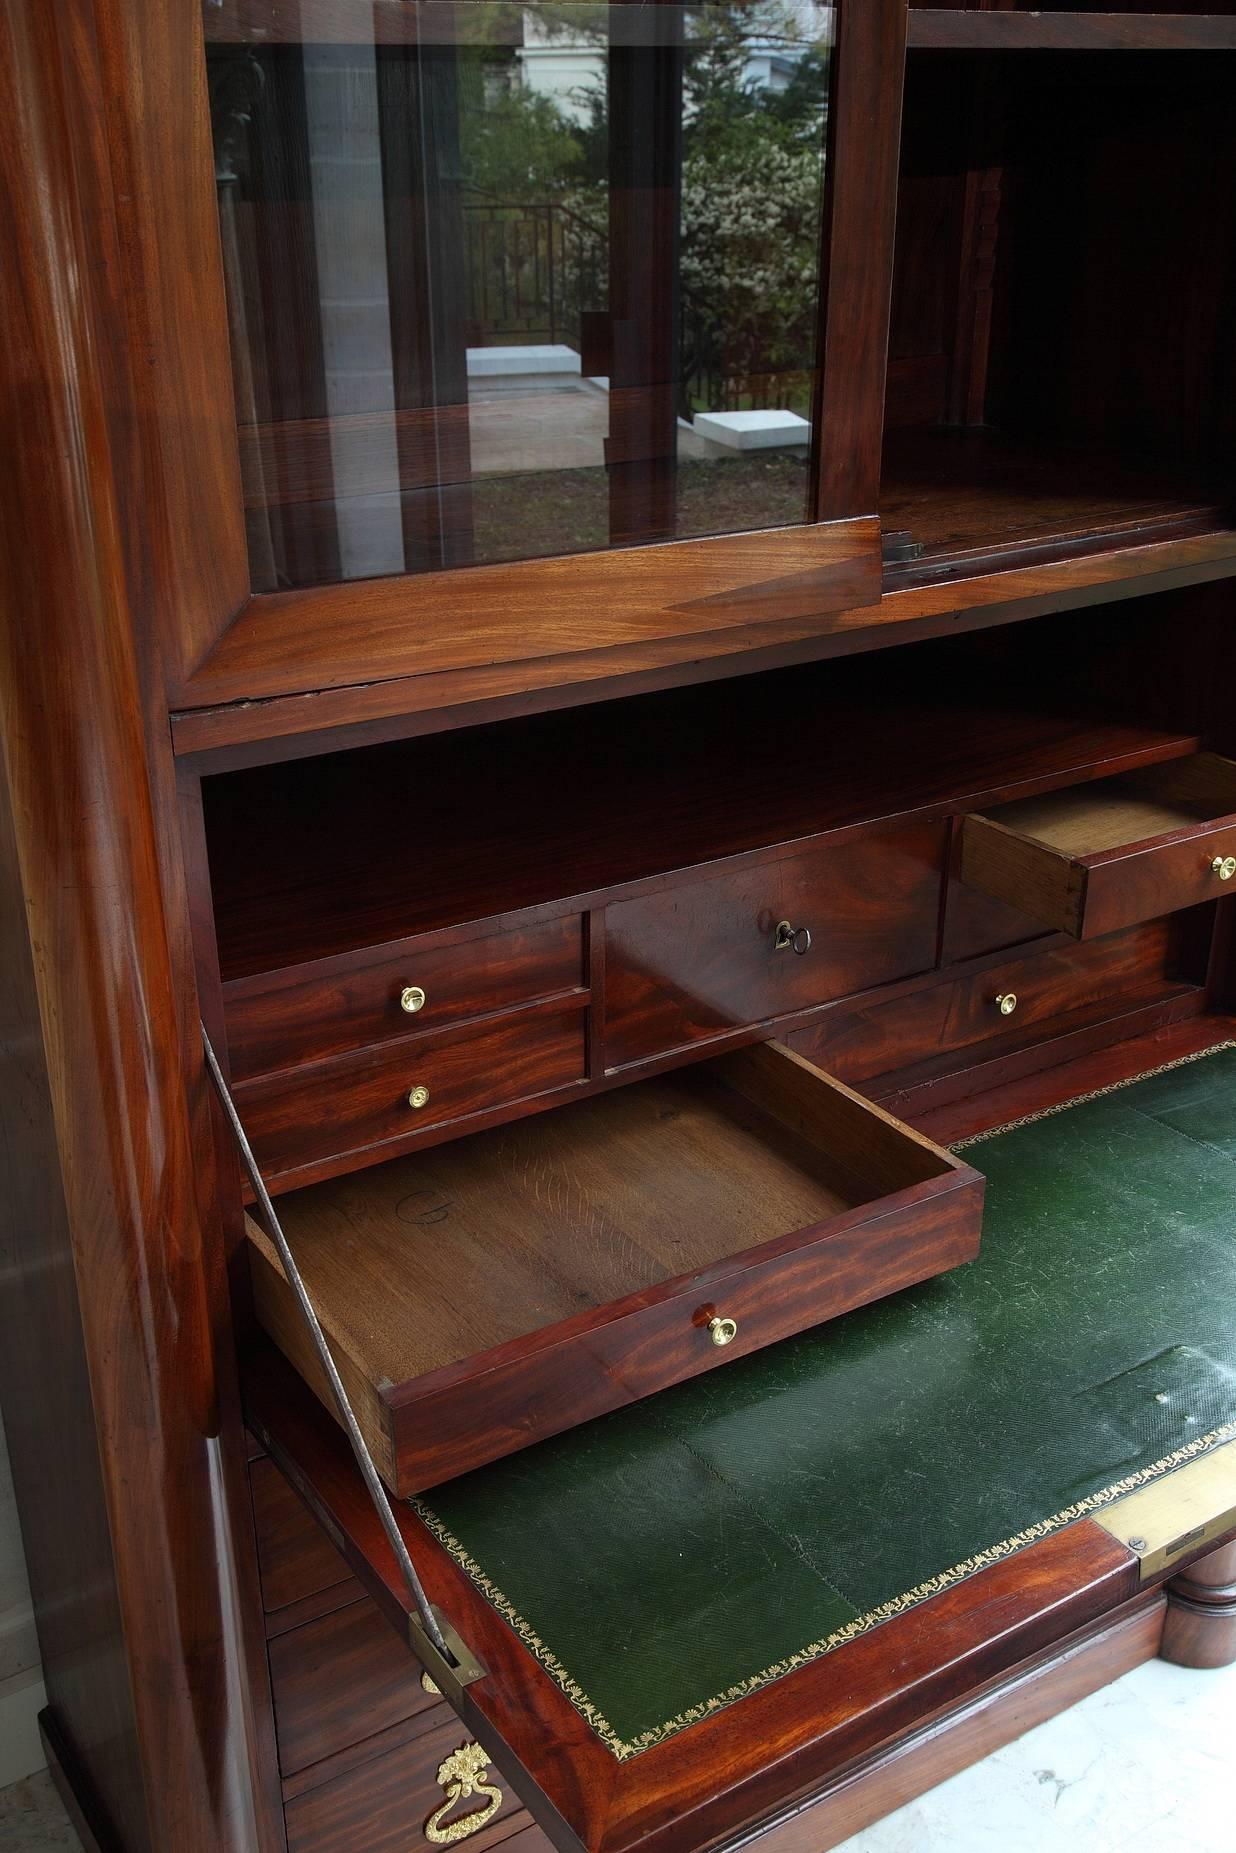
xmin=470 ymin=453 xmax=810 ymax=565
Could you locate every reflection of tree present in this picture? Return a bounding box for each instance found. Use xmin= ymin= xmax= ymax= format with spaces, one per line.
xmin=457 ymin=2 xmax=830 ymax=401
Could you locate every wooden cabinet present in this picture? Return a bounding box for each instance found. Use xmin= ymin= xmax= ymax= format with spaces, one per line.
xmin=7 ymin=9 xmax=1236 ymax=1853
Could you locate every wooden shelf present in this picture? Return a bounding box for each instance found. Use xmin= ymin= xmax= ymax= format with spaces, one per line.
xmin=202 ymin=648 xmax=1202 ymax=980
xmin=881 ymin=431 xmax=1228 ymax=577
xmin=908 ymin=11 xmax=1236 ymax=51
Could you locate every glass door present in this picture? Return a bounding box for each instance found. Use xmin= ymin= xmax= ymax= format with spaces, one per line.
xmin=204 ymin=1 xmax=836 ymax=593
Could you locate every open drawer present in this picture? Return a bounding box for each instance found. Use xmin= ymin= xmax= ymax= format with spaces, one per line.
xmin=247 ymin=1042 xmax=983 ymax=1495
xmin=960 ymin=751 xmax=1236 ymax=940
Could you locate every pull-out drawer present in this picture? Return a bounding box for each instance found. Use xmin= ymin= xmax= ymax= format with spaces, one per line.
xmin=604 ymin=820 xmax=945 ymax=1067
xmin=796 ymin=920 xmax=1186 ymax=1087
xmin=960 ymin=751 xmax=1236 ymax=940
xmin=235 ymin=1005 xmax=588 ymax=1187
xmin=224 ymin=914 xmax=584 ymax=1081
xmin=247 ymin=1042 xmax=983 ymax=1494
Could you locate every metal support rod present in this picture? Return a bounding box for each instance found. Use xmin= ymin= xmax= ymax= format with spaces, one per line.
xmin=201 ymin=1024 xmax=451 ymax=1660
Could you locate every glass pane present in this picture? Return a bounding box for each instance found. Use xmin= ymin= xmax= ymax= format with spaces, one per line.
xmin=204 ymin=2 xmax=834 ymax=591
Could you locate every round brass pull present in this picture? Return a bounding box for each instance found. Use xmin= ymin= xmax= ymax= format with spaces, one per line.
xmin=774 ymin=919 xmax=812 ymax=956
xmin=408 ymin=1084 xmax=431 ymax=1109
xmin=401 ymin=984 xmax=427 ymax=1013
xmin=1212 ymin=855 xmax=1236 ymax=882
xmin=708 ymin=1316 xmax=738 ymax=1347
xmin=996 ymin=992 xmax=1018 ymax=1017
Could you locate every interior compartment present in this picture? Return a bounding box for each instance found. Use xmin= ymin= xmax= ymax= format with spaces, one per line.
xmin=247 ymin=1042 xmax=983 ymax=1493
xmin=883 ymin=49 xmax=1236 ymax=574
xmin=201 ymin=601 xmax=1226 ymax=985
xmin=961 ymin=751 xmax=1236 ymax=938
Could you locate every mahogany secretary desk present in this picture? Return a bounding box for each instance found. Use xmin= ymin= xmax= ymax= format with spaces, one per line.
xmin=4 ymin=2 xmax=1236 ymax=1849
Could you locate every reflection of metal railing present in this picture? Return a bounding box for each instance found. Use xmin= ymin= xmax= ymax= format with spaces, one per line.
xmin=462 ymin=194 xmax=606 ymax=347
xmin=461 ymin=192 xmax=814 ymax=419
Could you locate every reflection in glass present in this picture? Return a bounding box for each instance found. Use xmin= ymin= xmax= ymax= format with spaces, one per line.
xmin=204 ymin=2 xmax=834 ymax=590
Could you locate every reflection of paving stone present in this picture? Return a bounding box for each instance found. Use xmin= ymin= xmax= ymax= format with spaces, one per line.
xmin=693 ymin=409 xmax=811 ymax=451
xmin=468 ymin=383 xmax=609 ymax=475
xmin=0 ymin=1771 xmax=83 ymax=1851
xmin=466 ymin=343 xmax=582 ymax=377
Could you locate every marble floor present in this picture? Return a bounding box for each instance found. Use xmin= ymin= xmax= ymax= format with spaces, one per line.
xmin=1 ymin=1655 xmax=1233 ymax=1851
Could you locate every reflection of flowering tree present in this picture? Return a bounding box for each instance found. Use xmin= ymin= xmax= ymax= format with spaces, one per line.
xmin=457 ymin=2 xmax=829 ymax=385
xmin=680 ymin=137 xmax=823 ymax=413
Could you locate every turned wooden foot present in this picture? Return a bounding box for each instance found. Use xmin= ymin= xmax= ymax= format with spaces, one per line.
xmin=1160 ymin=1538 xmax=1236 ymax=1669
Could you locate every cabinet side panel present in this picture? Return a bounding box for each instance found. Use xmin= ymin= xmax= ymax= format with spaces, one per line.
xmin=0 ymin=759 xmax=147 ymax=1849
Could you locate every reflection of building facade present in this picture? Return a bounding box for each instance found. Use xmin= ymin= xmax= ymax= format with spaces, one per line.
xmin=515 ymin=5 xmax=836 ymax=126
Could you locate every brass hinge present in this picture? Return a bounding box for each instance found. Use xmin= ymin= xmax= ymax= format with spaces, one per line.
xmin=1094 ymin=1438 xmax=1236 ymax=1581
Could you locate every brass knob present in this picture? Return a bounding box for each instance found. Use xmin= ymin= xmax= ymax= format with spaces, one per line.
xmin=401 ymin=984 xmax=427 ymax=1013
xmin=1212 ymin=855 xmax=1236 ymax=882
xmin=774 ymin=920 xmax=812 ymax=955
xmin=996 ymin=992 xmax=1018 ymax=1016
xmin=408 ymin=1084 xmax=431 ymax=1109
xmin=708 ymin=1315 xmax=738 ymax=1347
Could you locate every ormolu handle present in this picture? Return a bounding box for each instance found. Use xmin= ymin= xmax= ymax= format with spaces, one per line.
xmin=996 ymin=992 xmax=1018 ymax=1017
xmin=401 ymin=984 xmax=427 ymax=1013
xmin=774 ymin=920 xmax=812 ymax=955
xmin=708 ymin=1315 xmax=738 ymax=1347
xmin=1212 ymin=855 xmax=1236 ymax=882
xmin=408 ymin=1084 xmax=431 ymax=1109
xmin=424 ymin=1743 xmax=503 ymax=1845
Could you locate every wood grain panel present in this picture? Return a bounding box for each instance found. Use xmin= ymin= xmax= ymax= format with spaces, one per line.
xmin=224 ymin=915 xmax=585 ymax=1080
xmin=284 ymin=1711 xmax=531 ymax=1853
xmin=603 ymin=822 xmax=945 ymax=1068
xmin=0 ymin=3 xmax=275 ymax=1843
xmin=794 ymin=921 xmax=1180 ymax=1086
xmin=91 ymin=0 xmax=248 ymax=684
xmin=171 ymin=529 xmax=1236 ymax=762
xmin=172 ymin=517 xmax=882 ymax=707
xmin=235 ymin=1004 xmax=588 ymax=1181
xmin=269 ymin=1598 xmax=437 ymax=1780
xmin=250 ymin=1454 xmax=357 ymax=1625
xmin=909 ymin=12 xmax=1236 ymax=50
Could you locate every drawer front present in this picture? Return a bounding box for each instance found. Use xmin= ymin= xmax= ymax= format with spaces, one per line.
xmin=793 ymin=920 xmax=1179 ymax=1087
xmin=250 ymin=1456 xmax=357 ymax=1624
xmin=224 ymin=915 xmax=584 ymax=1080
xmin=284 ymin=1713 xmax=531 ymax=1853
xmin=270 ymin=1599 xmax=437 ymax=1779
xmin=604 ymin=820 xmax=945 ymax=1067
xmin=239 ymin=1007 xmax=587 ymax=1182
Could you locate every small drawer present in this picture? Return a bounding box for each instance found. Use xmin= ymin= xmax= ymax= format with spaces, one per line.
xmin=223 ymin=914 xmax=584 ymax=1081
xmin=270 ymin=1598 xmax=438 ymax=1780
xmin=234 ymin=1005 xmax=588 ymax=1185
xmin=604 ymin=820 xmax=945 ymax=1067
xmin=250 ymin=1455 xmax=357 ymax=1624
xmin=960 ymin=751 xmax=1236 ymax=940
xmin=284 ymin=1707 xmax=531 ymax=1853
xmin=795 ymin=920 xmax=1183 ymax=1087
xmin=248 ymin=1042 xmax=982 ymax=1494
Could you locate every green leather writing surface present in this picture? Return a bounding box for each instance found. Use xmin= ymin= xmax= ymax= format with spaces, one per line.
xmin=415 ymin=1046 xmax=1236 ymax=1757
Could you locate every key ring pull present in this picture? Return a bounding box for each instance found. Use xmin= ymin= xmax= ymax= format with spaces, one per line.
xmin=774 ymin=919 xmax=812 ymax=956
